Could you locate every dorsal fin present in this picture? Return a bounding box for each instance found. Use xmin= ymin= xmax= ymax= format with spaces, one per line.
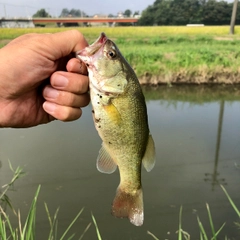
xmin=97 ymin=143 xmax=117 ymax=174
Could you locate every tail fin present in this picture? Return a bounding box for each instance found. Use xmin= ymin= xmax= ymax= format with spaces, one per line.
xmin=111 ymin=187 xmax=144 ymax=226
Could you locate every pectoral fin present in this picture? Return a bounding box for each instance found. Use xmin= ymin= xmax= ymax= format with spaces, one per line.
xmin=142 ymin=134 xmax=156 ymax=172
xmin=102 ymin=74 xmax=127 ymax=94
xmin=97 ymin=143 xmax=117 ymax=174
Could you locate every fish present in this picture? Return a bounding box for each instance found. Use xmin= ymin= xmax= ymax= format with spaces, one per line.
xmin=76 ymin=32 xmax=155 ymax=226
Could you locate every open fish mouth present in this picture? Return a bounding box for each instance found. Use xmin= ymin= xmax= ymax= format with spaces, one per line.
xmin=76 ymin=32 xmax=108 ymax=57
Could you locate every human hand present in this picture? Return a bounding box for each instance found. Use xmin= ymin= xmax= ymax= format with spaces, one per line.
xmin=0 ymin=30 xmax=90 ymax=128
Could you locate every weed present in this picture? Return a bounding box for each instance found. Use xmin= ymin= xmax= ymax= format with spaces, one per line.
xmin=148 ymin=186 xmax=239 ymax=240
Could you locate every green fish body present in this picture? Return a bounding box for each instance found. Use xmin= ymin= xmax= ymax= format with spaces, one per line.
xmin=77 ymin=33 xmax=155 ymax=226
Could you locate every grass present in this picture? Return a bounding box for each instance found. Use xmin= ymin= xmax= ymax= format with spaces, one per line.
xmin=1 ymin=26 xmax=240 ymax=40
xmin=148 ymin=185 xmax=240 ymax=240
xmin=0 ymin=163 xmax=89 ymax=240
xmin=1 ymin=26 xmax=240 ymax=83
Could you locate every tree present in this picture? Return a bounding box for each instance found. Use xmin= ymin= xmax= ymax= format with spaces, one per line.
xmin=60 ymin=8 xmax=69 ymax=17
xmin=59 ymin=8 xmax=86 ymax=17
xmin=133 ymin=11 xmax=140 ymax=16
xmin=124 ymin=9 xmax=132 ymax=17
xmin=58 ymin=8 xmax=87 ymax=27
xmin=138 ymin=0 xmax=234 ymax=26
xmin=168 ymin=0 xmax=202 ymax=25
xmin=33 ymin=8 xmax=51 ymax=18
xmin=138 ymin=5 xmax=156 ymax=25
xmin=202 ymin=0 xmax=231 ymax=25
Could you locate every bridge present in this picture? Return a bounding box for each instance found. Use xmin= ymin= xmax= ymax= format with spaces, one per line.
xmin=0 ymin=17 xmax=139 ymax=28
xmin=32 ymin=17 xmax=139 ymax=23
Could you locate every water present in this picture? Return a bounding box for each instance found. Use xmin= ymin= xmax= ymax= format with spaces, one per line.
xmin=0 ymin=86 xmax=240 ymax=239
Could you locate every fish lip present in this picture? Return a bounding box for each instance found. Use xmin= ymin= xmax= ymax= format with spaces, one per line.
xmin=76 ymin=32 xmax=108 ymax=57
xmin=94 ymin=32 xmax=108 ymax=45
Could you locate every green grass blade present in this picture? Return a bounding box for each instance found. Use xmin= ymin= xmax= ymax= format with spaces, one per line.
xmin=65 ymin=233 xmax=75 ymax=240
xmin=4 ymin=161 xmax=25 ymax=188
xmin=0 ymin=206 xmax=16 ymax=238
xmin=178 ymin=206 xmax=183 ymax=240
xmin=206 ymin=203 xmax=216 ymax=238
xmin=44 ymin=203 xmax=53 ymax=228
xmin=91 ymin=213 xmax=102 ymax=240
xmin=1 ymin=194 xmax=16 ymax=215
xmin=221 ymin=185 xmax=240 ymax=218
xmin=54 ymin=220 xmax=58 ymax=240
xmin=211 ymin=222 xmax=225 ymax=239
xmin=0 ymin=213 xmax=6 ymax=239
xmin=44 ymin=202 xmax=60 ymax=240
xmin=21 ymin=185 xmax=41 ymax=240
xmin=79 ymin=222 xmax=92 ymax=240
xmin=197 ymin=216 xmax=208 ymax=240
xmin=44 ymin=203 xmax=53 ymax=240
xmin=147 ymin=231 xmax=159 ymax=240
xmin=0 ymin=161 xmax=25 ymax=215
xmin=59 ymin=208 xmax=84 ymax=240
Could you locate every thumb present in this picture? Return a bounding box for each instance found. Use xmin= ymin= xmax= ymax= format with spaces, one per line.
xmin=46 ymin=30 xmax=89 ymax=59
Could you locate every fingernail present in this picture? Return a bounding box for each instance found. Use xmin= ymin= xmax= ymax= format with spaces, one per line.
xmin=53 ymin=75 xmax=68 ymax=88
xmin=44 ymin=87 xmax=59 ymax=99
xmin=43 ymin=102 xmax=56 ymax=114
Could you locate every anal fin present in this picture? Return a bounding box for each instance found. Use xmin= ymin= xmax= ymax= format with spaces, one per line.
xmin=142 ymin=134 xmax=156 ymax=172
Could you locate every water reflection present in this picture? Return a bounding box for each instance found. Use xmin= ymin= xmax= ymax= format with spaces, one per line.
xmin=204 ymin=100 xmax=227 ymax=190
xmin=0 ymin=85 xmax=240 ymax=239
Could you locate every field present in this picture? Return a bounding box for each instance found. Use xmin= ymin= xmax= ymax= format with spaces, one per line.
xmin=1 ymin=26 xmax=240 ymax=84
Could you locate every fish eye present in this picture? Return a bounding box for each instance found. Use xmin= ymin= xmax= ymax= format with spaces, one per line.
xmin=107 ymin=50 xmax=116 ymax=59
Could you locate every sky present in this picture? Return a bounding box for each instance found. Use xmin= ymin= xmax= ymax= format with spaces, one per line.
xmin=0 ymin=0 xmax=155 ymax=18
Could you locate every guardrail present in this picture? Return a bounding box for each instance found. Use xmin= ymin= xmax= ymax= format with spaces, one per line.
xmin=31 ymin=17 xmax=139 ymax=23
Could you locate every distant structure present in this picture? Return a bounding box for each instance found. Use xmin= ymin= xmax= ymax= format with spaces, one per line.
xmin=0 ymin=17 xmax=139 ymax=28
xmin=91 ymin=14 xmax=109 ymax=26
xmin=0 ymin=18 xmax=35 ymax=28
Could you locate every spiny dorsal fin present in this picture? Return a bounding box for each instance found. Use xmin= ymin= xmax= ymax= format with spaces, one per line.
xmin=97 ymin=143 xmax=117 ymax=174
xmin=142 ymin=134 xmax=156 ymax=172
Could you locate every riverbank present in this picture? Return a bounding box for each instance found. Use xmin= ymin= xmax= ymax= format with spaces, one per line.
xmin=142 ymin=85 xmax=240 ymax=102
xmin=139 ymin=68 xmax=240 ymax=85
xmin=1 ymin=26 xmax=240 ymax=85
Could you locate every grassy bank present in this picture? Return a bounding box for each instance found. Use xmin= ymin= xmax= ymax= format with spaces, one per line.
xmin=1 ymin=26 xmax=240 ymax=84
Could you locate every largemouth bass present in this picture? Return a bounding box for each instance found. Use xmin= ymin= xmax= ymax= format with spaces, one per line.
xmin=76 ymin=33 xmax=155 ymax=226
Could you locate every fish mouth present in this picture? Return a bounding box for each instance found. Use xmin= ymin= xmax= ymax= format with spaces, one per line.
xmin=96 ymin=32 xmax=108 ymax=45
xmin=76 ymin=32 xmax=108 ymax=57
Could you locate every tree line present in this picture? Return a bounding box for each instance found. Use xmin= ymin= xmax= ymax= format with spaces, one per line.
xmin=33 ymin=1 xmax=239 ymax=26
xmin=32 ymin=8 xmax=137 ymax=18
xmin=138 ymin=0 xmax=240 ymax=26
xmin=32 ymin=8 xmax=139 ymax=27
